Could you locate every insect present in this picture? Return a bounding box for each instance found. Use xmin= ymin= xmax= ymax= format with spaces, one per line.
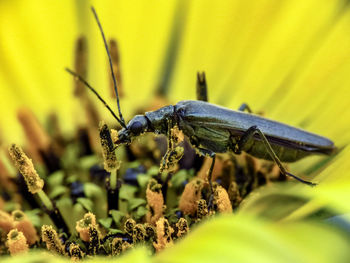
xmin=66 ymin=7 xmax=335 ymax=189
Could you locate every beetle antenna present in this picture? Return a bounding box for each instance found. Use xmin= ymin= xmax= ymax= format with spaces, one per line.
xmin=65 ymin=67 xmax=126 ymax=128
xmin=91 ymin=6 xmax=126 ymax=127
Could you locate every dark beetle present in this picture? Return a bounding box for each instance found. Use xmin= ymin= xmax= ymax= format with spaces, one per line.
xmin=119 ymin=100 xmax=334 ymax=162
xmin=67 ymin=7 xmax=335 ymax=187
xmin=117 ymin=100 xmax=335 ymax=186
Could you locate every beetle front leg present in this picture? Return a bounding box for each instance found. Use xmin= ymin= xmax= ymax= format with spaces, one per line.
xmin=159 ymin=119 xmax=184 ymax=173
xmin=233 ymin=126 xmax=316 ymax=186
xmin=158 ymin=120 xmax=185 ymax=200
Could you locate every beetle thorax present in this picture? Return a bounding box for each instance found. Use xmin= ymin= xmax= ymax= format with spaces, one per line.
xmin=145 ymin=105 xmax=175 ymax=134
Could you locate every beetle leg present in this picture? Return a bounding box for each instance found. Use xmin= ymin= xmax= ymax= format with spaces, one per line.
xmin=234 ymin=126 xmax=316 ymax=186
xmin=158 ymin=120 xmax=174 ymax=180
xmin=167 ymin=119 xmax=175 ymax=150
xmin=189 ymin=135 xmax=200 ymax=147
xmin=159 ymin=119 xmax=181 ymax=173
xmin=233 ymin=126 xmax=257 ymax=154
xmin=195 ymin=147 xmax=216 ymax=210
xmin=196 ymin=72 xmax=208 ymax=102
xmin=238 ymin=103 xmax=253 ymax=113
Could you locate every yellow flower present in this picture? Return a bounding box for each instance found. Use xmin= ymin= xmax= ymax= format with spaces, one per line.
xmin=1 ymin=0 xmax=350 ymax=262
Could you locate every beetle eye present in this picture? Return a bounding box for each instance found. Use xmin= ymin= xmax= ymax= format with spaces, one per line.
xmin=130 ymin=121 xmax=143 ymax=135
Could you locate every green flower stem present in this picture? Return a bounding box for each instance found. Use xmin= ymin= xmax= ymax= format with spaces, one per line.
xmin=37 ymin=189 xmax=54 ymax=211
xmin=110 ymin=169 xmax=117 ymax=190
xmin=107 ymin=170 xmax=121 ymax=213
xmin=38 ymin=189 xmax=70 ymax=234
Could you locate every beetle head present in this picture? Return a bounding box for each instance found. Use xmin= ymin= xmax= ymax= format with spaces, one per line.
xmin=117 ymin=115 xmax=149 ymax=144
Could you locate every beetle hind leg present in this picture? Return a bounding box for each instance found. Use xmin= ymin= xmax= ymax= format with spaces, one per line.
xmin=233 ymin=126 xmax=317 ymax=186
xmin=238 ymin=103 xmax=253 ymax=113
xmin=196 ymin=72 xmax=208 ymax=102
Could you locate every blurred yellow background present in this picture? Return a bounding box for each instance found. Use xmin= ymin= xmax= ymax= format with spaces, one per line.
xmin=1 ymin=0 xmax=350 ymax=147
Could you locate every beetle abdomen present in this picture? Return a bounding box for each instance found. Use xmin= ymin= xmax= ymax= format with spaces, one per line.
xmin=175 ymin=100 xmax=335 ymax=150
xmin=243 ymin=139 xmax=310 ymax=162
xmin=176 ymin=100 xmax=335 ymax=162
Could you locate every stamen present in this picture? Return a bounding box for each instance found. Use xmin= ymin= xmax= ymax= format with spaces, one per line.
xmin=179 ymin=178 xmax=204 ymax=215
xmin=69 ymin=243 xmax=84 ymax=261
xmin=144 ymin=223 xmax=156 ymax=241
xmin=7 ymin=229 xmax=28 ymax=255
xmin=8 ymin=144 xmax=44 ymax=194
xmin=110 ymin=237 xmax=133 ymax=255
xmin=132 ymin=224 xmax=146 ymax=243
xmin=99 ymin=121 xmax=119 ymax=173
xmin=124 ymin=218 xmax=136 ymax=236
xmin=76 ymin=212 xmax=97 ymax=242
xmin=99 ymin=121 xmax=121 ymax=213
xmin=12 ymin=210 xmax=38 ymax=245
xmin=175 ymin=218 xmax=189 ymax=238
xmin=196 ymin=199 xmax=209 ymax=221
xmin=41 ymin=225 xmax=65 ymax=255
xmin=88 ymin=225 xmax=100 ymax=255
xmin=146 ymin=179 xmax=164 ymax=224
xmin=153 ymin=217 xmax=174 ymax=252
xmin=111 ymin=238 xmax=123 ymax=256
xmin=212 ymin=184 xmax=232 ymax=213
xmin=8 ymin=144 xmax=69 ymax=233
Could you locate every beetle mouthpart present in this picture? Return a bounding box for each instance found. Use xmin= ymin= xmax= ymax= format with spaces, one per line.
xmin=117 ymin=129 xmax=131 ymax=144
